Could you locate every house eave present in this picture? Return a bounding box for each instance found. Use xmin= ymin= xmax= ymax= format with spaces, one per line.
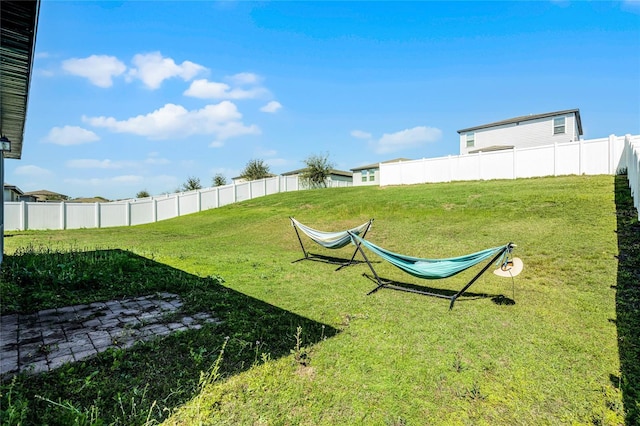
xmin=457 ymin=109 xmax=583 ymax=136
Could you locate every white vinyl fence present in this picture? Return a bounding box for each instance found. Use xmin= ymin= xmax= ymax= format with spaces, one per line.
xmin=4 ymin=134 xmax=639 ymax=231
xmin=622 ymin=135 xmax=640 ymax=220
xmin=4 ymin=175 xmax=350 ymax=231
xmin=380 ymin=134 xmax=631 ymax=186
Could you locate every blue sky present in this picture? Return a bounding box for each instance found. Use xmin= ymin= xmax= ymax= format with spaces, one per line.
xmin=7 ymin=0 xmax=640 ymax=200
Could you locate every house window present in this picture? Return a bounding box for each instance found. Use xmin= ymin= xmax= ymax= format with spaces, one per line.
xmin=369 ymin=169 xmax=376 ymax=181
xmin=466 ymin=133 xmax=475 ymax=148
xmin=361 ymin=170 xmax=367 ymax=182
xmin=553 ymin=117 xmax=565 ymax=135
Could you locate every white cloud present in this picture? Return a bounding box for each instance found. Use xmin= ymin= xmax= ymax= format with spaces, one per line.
xmin=44 ymin=126 xmax=100 ymax=146
xmin=184 ymin=79 xmax=268 ymax=100
xmin=14 ymin=165 xmax=52 ymax=177
xmin=351 ymin=130 xmax=372 ymax=139
xmin=209 ymin=140 xmax=224 ymax=148
xmin=373 ymin=126 xmax=442 ymax=154
xmin=622 ymin=0 xmax=640 ymax=13
xmin=65 ymin=159 xmax=130 ymax=169
xmin=260 ymin=101 xmax=282 ymax=113
xmin=227 ymin=72 xmax=261 ymax=85
xmin=64 ymin=175 xmax=144 ymax=186
xmin=62 ymin=55 xmax=126 ymax=88
xmin=127 ymin=52 xmax=207 ymax=89
xmin=144 ymin=157 xmax=170 ymax=165
xmin=83 ymin=101 xmax=260 ymax=140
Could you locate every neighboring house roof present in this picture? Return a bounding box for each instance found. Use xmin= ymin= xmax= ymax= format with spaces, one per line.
xmin=468 ymin=145 xmax=514 ymax=154
xmin=0 ymin=0 xmax=41 ymax=160
xmin=281 ymin=168 xmax=352 ymax=178
xmin=3 ymin=184 xmax=24 ymax=195
xmin=231 ymin=173 xmax=277 ymax=180
xmin=70 ymin=197 xmax=110 ymax=203
xmin=24 ymin=189 xmax=69 ymax=200
xmin=350 ymin=158 xmax=412 ymax=172
xmin=457 ymin=109 xmax=583 ymax=136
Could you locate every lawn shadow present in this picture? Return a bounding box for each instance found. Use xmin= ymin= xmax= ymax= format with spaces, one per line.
xmin=360 ymin=273 xmax=516 ymax=307
xmin=291 ymin=252 xmax=374 ymax=271
xmin=614 ymin=174 xmax=640 ymax=425
xmin=0 ymin=248 xmax=339 ymax=424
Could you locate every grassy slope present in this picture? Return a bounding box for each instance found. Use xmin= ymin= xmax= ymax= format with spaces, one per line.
xmin=1 ymin=175 xmax=628 ymax=425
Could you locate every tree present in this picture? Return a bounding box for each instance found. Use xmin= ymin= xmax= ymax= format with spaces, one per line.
xmin=212 ymin=173 xmax=227 ymax=187
xmin=181 ymin=176 xmax=202 ymax=192
xmin=300 ymin=153 xmax=334 ymax=188
xmin=240 ymin=159 xmax=270 ymax=181
xmin=136 ymin=190 xmax=150 ymax=198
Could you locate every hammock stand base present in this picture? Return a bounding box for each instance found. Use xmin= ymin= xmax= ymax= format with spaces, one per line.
xmin=291 ymin=218 xmax=373 ymax=271
xmin=354 ymin=240 xmax=511 ymax=310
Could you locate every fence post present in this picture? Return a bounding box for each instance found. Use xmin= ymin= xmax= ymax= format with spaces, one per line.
xmin=60 ymin=202 xmax=66 ymax=230
xmin=175 ymin=194 xmax=180 ymax=217
xmin=579 ymin=138 xmax=584 ymax=175
xmin=553 ymin=141 xmax=557 ymax=176
xmin=215 ymin=187 xmax=219 ymax=208
xmin=125 ymin=201 xmax=130 ymax=226
xmin=608 ymin=134 xmax=616 ymax=174
xmin=95 ymin=202 xmax=100 ymax=228
xmin=197 ymin=190 xmax=202 ymax=212
xmin=20 ymin=201 xmax=26 ymax=231
xmin=152 ymin=199 xmax=157 ymax=223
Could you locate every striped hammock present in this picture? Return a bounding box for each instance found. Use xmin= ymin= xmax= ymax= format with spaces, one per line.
xmin=291 ymin=218 xmax=372 ymax=249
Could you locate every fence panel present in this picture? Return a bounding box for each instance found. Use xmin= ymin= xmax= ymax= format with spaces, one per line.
xmin=235 ymin=182 xmax=251 ymax=202
xmin=65 ymin=203 xmax=97 ymax=229
xmin=478 ymin=151 xmax=514 ymax=180
xmin=157 ymin=197 xmax=178 ymax=221
xmin=4 ymin=202 xmax=23 ymax=230
xmin=250 ymin=179 xmax=267 ymax=198
xmin=24 ymin=203 xmax=62 ymax=230
xmin=130 ymin=200 xmax=154 ymax=226
xmin=178 ymin=192 xmax=199 ymax=216
xmin=515 ymin=145 xmax=555 ymax=178
xmin=200 ymin=187 xmax=220 ymax=210
xmin=100 ymin=203 xmax=127 ymax=228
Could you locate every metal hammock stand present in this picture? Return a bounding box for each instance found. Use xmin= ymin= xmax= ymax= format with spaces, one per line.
xmin=348 ymin=232 xmax=515 ymax=309
xmin=290 ymin=217 xmax=374 ymax=271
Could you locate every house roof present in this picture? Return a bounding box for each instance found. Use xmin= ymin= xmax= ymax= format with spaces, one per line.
xmin=350 ymin=158 xmax=412 ymax=172
xmin=0 ymin=1 xmax=40 ymax=160
xmin=3 ymin=184 xmax=24 ymax=195
xmin=281 ymin=168 xmax=352 ymax=178
xmin=24 ymin=189 xmax=69 ymax=199
xmin=457 ymin=109 xmax=583 ymax=136
xmin=467 ymin=145 xmax=514 ymax=154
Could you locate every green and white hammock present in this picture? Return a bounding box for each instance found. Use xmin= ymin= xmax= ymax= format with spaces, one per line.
xmin=349 ymin=232 xmax=515 ymax=309
xmin=290 ymin=217 xmax=373 ymax=269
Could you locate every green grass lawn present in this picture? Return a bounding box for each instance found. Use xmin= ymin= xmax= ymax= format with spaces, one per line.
xmin=1 ymin=174 xmax=637 ymax=425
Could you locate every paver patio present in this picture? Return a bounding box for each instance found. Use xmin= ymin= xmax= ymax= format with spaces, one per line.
xmin=0 ymin=292 xmax=220 ymax=377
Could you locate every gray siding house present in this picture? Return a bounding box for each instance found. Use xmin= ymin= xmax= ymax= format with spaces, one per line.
xmin=350 ymin=158 xmax=411 ymax=186
xmin=457 ymin=109 xmax=583 ymax=155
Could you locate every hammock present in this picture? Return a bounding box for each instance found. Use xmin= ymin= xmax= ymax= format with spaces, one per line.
xmin=349 ymin=232 xmax=515 ymax=309
xmin=290 ymin=217 xmax=373 ymax=269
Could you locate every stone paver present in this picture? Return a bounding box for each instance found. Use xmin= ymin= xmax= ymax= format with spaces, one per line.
xmin=0 ymin=292 xmax=222 ymax=378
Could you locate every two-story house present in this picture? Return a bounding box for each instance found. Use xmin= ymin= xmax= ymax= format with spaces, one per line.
xmin=457 ymin=109 xmax=583 ymax=155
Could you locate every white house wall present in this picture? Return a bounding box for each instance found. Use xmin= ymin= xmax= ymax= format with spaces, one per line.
xmin=459 ymin=112 xmax=580 ymax=155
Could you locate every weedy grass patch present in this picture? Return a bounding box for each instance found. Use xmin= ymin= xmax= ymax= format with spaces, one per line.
xmin=0 ymin=175 xmax=636 ymax=425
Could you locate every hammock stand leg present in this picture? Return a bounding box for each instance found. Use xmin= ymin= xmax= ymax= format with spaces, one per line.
xmin=290 ymin=219 xmax=310 ymax=263
xmin=335 ymin=219 xmax=373 ymax=271
xmin=448 ymin=246 xmax=509 ymax=310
